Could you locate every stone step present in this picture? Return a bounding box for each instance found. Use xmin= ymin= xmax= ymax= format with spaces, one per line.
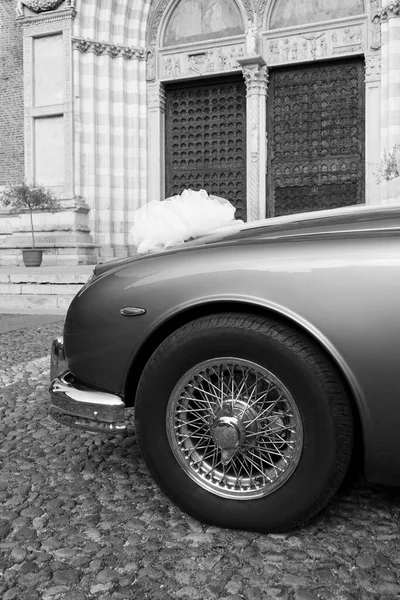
xmin=0 ymin=266 xmax=94 ymax=313
xmin=0 ymin=294 xmax=74 ymax=311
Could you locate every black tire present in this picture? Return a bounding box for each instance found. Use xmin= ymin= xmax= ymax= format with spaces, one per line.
xmin=134 ymin=313 xmax=353 ymax=533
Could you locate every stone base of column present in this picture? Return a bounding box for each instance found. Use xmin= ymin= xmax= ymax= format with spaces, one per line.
xmin=0 ymin=197 xmax=100 ymax=266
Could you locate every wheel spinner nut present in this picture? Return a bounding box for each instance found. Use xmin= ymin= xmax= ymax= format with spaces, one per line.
xmin=211 ymin=416 xmax=242 ymax=449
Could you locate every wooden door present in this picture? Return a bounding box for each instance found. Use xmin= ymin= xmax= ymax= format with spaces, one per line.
xmin=165 ymin=75 xmax=247 ymax=220
xmin=267 ymin=58 xmax=365 ymax=217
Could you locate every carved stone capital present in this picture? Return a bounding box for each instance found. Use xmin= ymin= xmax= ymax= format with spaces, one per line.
xmin=238 ymin=56 xmax=268 ymax=95
xmin=375 ymin=0 xmax=400 ymax=21
xmin=72 ymin=38 xmax=146 ymax=60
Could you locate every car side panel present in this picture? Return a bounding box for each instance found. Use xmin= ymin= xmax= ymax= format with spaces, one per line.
xmin=64 ymin=234 xmax=400 ymax=485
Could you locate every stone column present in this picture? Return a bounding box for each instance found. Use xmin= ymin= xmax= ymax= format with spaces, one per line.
xmin=147 ymin=81 xmax=166 ymax=203
xmin=365 ymin=54 xmax=382 ymax=204
xmin=378 ymin=0 xmax=400 ymax=202
xmin=238 ymin=57 xmax=268 ymax=221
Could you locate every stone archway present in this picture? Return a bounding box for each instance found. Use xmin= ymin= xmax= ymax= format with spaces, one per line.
xmin=145 ymin=0 xmax=258 ymax=216
xmin=145 ymin=0 xmax=388 ymax=222
xmin=257 ymin=0 xmax=383 ymax=210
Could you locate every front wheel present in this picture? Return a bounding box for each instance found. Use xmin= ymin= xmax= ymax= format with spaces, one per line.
xmin=134 ymin=313 xmax=353 ymax=532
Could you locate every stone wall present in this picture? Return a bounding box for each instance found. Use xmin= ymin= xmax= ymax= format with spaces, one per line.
xmin=0 ymin=0 xmax=24 ymax=188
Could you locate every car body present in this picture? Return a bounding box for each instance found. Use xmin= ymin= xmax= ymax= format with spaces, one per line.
xmin=49 ymin=203 xmax=400 ymax=532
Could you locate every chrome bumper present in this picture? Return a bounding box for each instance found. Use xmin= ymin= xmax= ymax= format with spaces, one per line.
xmin=50 ymin=336 xmax=68 ymax=382
xmin=49 ymin=337 xmax=126 ymax=433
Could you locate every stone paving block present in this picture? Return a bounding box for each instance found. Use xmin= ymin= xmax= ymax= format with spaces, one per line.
xmin=1 ymin=320 xmax=400 ymax=600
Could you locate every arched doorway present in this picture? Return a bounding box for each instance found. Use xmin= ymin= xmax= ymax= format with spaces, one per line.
xmin=148 ymin=0 xmax=249 ymax=218
xmin=264 ymin=0 xmax=366 ymax=217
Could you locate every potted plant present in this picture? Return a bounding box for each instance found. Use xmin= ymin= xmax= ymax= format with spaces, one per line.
xmin=0 ymin=181 xmax=60 ymax=267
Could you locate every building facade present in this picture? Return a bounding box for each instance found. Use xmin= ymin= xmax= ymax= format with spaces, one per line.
xmin=0 ymin=0 xmax=399 ymax=264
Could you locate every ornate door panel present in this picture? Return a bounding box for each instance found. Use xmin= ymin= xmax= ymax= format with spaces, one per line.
xmin=165 ymin=76 xmax=247 ymax=220
xmin=267 ymin=58 xmax=365 ymax=217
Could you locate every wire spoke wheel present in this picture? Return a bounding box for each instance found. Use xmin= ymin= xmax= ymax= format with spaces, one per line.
xmin=166 ymin=358 xmax=304 ymax=499
xmin=136 ymin=314 xmax=353 ymax=531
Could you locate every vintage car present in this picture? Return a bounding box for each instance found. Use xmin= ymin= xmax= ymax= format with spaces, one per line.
xmin=49 ymin=203 xmax=400 ymax=533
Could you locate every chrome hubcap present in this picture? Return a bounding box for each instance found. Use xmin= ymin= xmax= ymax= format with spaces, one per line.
xmin=211 ymin=416 xmax=241 ymax=449
xmin=166 ymin=358 xmax=304 ymax=500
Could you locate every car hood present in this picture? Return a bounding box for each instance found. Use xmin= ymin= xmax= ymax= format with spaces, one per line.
xmin=94 ymin=203 xmax=400 ymax=277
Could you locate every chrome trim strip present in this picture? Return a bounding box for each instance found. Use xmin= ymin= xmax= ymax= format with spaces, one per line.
xmin=260 ymin=226 xmax=400 ymax=243
xmin=232 ymin=203 xmax=400 ymax=232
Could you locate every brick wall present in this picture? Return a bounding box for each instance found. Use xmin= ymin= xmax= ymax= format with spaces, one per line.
xmin=0 ymin=1 xmax=24 ymax=188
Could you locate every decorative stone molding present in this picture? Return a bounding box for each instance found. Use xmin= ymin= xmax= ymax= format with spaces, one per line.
xmin=256 ymin=0 xmax=268 ymax=25
xmin=245 ymin=19 xmax=259 ymax=55
xmin=369 ymin=0 xmax=382 ymax=11
xmin=265 ymin=24 xmax=365 ymax=66
xmin=365 ymin=53 xmax=382 ymax=80
xmin=147 ymin=81 xmax=166 ymax=204
xmin=146 ymin=45 xmax=156 ymax=81
xmin=149 ymin=0 xmax=253 ymax=44
xmin=370 ymin=14 xmax=382 ymax=49
xmin=72 ymin=38 xmax=146 ymax=60
xmin=332 ymin=26 xmax=363 ymax=53
xmin=147 ymin=81 xmax=166 ymax=111
xmin=379 ymin=0 xmax=400 ymax=21
xmin=16 ymin=0 xmax=75 ymax=17
xmin=241 ymin=0 xmax=254 ymax=21
xmin=161 ymin=43 xmax=245 ymax=80
xmin=149 ymin=0 xmax=169 ymax=44
xmin=239 ymin=57 xmax=269 ymax=95
xmin=17 ymin=6 xmax=76 ymax=25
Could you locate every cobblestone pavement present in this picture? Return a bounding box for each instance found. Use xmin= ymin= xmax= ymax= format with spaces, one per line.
xmin=1 ymin=318 xmax=400 ymax=600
